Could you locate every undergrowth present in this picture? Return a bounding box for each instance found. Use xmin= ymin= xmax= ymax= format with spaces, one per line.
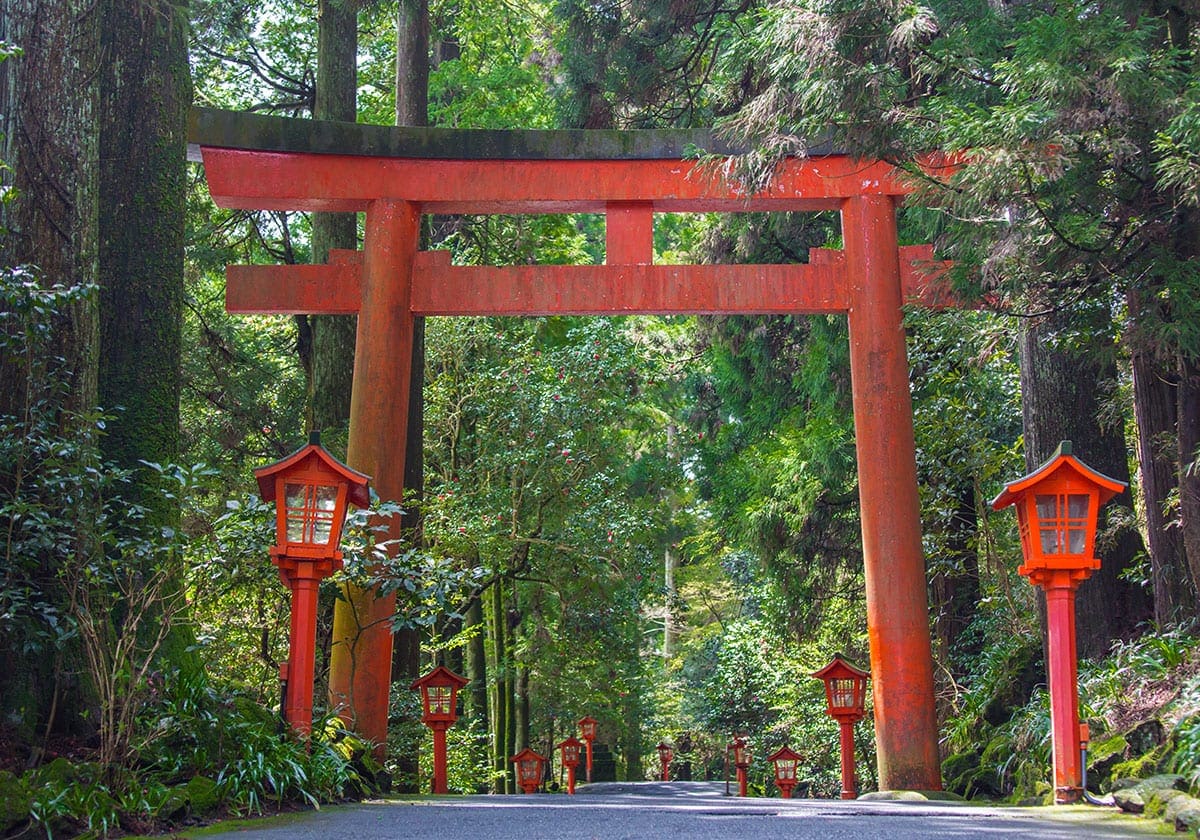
xmin=4 ymin=673 xmax=375 ymax=840
xmin=942 ymin=619 xmax=1200 ymax=801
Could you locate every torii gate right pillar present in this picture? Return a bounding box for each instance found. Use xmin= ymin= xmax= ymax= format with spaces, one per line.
xmin=843 ymin=195 xmax=942 ymax=791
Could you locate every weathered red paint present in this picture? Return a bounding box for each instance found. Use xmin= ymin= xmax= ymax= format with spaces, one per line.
xmin=606 ymin=202 xmax=654 ymax=265
xmin=201 ymin=148 xmax=927 ymax=214
xmin=226 ymin=246 xmax=955 ymax=317
xmin=283 ymin=576 xmax=320 ymax=733
xmin=328 ymin=200 xmax=419 ymax=756
xmin=843 ymin=195 xmax=942 ymax=792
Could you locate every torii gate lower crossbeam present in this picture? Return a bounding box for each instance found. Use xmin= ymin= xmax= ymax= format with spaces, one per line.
xmin=194 ymin=107 xmax=948 ymax=793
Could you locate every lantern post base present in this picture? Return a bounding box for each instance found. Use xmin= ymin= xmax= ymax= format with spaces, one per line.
xmin=282 ymin=571 xmax=323 ymax=737
xmin=430 ymin=724 xmax=449 ymax=795
xmin=838 ymin=718 xmax=858 ymax=800
xmin=1029 ymin=569 xmax=1088 ymax=802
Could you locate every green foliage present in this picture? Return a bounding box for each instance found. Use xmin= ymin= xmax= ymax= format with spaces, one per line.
xmin=0 ymin=271 xmax=97 ymax=688
xmin=14 ymin=673 xmax=368 ymax=838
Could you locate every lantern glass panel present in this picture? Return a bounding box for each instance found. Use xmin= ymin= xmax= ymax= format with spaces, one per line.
xmin=733 ymin=742 xmax=749 ymax=765
xmin=776 ymin=759 xmax=796 ymax=780
xmin=831 ymin=677 xmax=857 ymax=710
xmin=1035 ymin=493 xmax=1090 ymax=555
xmin=285 ymin=482 xmax=339 ymax=544
xmin=428 ymin=685 xmax=452 ymax=715
xmin=519 ymin=759 xmax=539 ymax=783
xmin=563 ymin=744 xmax=579 ymax=763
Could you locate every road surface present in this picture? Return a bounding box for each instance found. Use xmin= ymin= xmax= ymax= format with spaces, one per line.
xmin=189 ymin=781 xmax=1159 ymax=839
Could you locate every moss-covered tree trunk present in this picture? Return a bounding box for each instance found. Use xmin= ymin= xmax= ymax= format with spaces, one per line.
xmin=97 ymin=0 xmax=188 ymax=512
xmin=1019 ymin=311 xmax=1152 ymax=657
xmin=1127 ymin=315 xmax=1196 ymax=624
xmin=489 ymin=579 xmax=512 ymax=792
xmin=514 ymin=662 xmax=530 ymax=753
xmin=96 ymin=0 xmax=197 ymax=680
xmin=386 ymin=0 xmax=431 ymax=791
xmin=929 ymin=487 xmax=981 ymax=664
xmin=304 ymin=0 xmax=358 ymax=437
xmin=464 ymin=597 xmax=489 ymax=723
xmin=0 ymin=0 xmax=100 ymax=743
xmin=0 ymin=0 xmax=99 ymax=417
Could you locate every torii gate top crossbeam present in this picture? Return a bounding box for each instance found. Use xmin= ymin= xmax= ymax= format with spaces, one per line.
xmin=191 ymin=107 xmax=946 ymax=215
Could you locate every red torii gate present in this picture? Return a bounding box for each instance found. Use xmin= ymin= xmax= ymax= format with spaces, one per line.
xmin=191 ymin=107 xmax=954 ymax=792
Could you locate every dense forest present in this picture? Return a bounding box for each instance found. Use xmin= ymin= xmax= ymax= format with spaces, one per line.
xmin=3 ymin=0 xmax=1200 ymax=834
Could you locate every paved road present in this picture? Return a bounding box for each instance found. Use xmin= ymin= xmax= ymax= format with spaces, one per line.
xmin=190 ymin=781 xmax=1160 ymax=839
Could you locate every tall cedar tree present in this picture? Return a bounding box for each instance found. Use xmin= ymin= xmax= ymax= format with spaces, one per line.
xmin=0 ymin=0 xmax=101 ymax=739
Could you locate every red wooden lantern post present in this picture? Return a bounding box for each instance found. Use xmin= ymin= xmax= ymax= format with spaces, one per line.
xmin=731 ymin=736 xmax=751 ymax=797
xmin=578 ymin=716 xmax=598 ymax=782
xmin=511 ymin=748 xmax=546 ymax=794
xmin=656 ymin=741 xmax=674 ymax=782
xmin=767 ymin=745 xmax=803 ymax=799
xmin=813 ymin=654 xmax=869 ymax=800
xmin=255 ymin=431 xmax=370 ymax=736
xmin=411 ymin=665 xmax=469 ymax=794
xmin=558 ymin=736 xmax=584 ymax=794
xmin=991 ymin=441 xmax=1125 ymax=804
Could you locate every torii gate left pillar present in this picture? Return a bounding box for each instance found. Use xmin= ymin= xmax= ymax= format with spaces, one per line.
xmin=326 ymin=200 xmax=418 ymax=745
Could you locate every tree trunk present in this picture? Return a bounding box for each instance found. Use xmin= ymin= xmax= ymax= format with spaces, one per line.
xmin=515 ymin=664 xmax=530 ymax=752
xmin=305 ymin=0 xmax=358 ymax=437
xmin=1019 ymin=312 xmax=1152 ymax=657
xmin=396 ymin=0 xmax=429 ymax=126
xmin=464 ymin=597 xmax=489 ymax=722
xmin=490 ymin=579 xmax=511 ymax=792
xmin=388 ymin=0 xmax=431 ymax=790
xmin=1128 ymin=323 xmax=1196 ymax=624
xmin=503 ymin=593 xmax=518 ymax=790
xmin=664 ymin=540 xmax=680 ymax=658
xmin=929 ymin=486 xmax=981 ymax=666
xmin=0 ymin=0 xmax=99 ymax=417
xmin=0 ymin=0 xmax=100 ymax=742
xmin=96 ymin=0 xmax=197 ymax=674
xmin=620 ymin=692 xmax=642 ymax=781
xmin=97 ymin=0 xmax=188 ymax=499
xmin=1177 ymin=355 xmax=1200 ymax=610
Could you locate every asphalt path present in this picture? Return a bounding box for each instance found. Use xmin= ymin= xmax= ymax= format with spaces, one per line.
xmin=189 ymin=781 xmax=1162 ymax=839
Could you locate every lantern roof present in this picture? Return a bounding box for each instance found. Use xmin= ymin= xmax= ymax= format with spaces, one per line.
xmin=511 ymin=747 xmax=545 ymax=763
xmin=990 ymin=440 xmax=1126 ymax=512
xmin=811 ymin=652 xmax=869 ymax=682
xmin=557 ymin=735 xmax=585 ymax=750
xmin=766 ymin=745 xmax=803 ymax=763
xmin=410 ymin=664 xmax=469 ymax=691
xmin=656 ymin=741 xmax=673 ymax=751
xmin=254 ymin=430 xmax=371 ymax=509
